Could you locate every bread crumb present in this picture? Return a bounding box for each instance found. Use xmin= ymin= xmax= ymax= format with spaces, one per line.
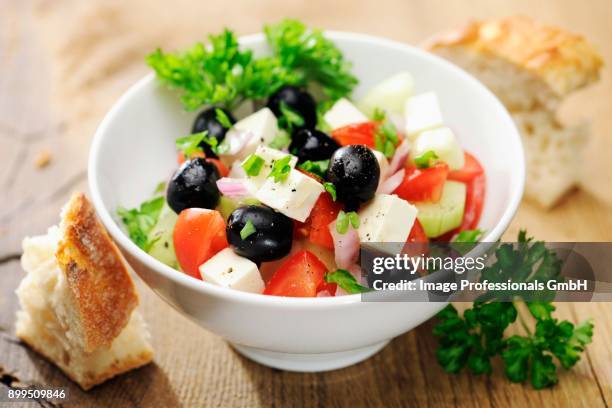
xmin=35 ymin=150 xmax=52 ymax=169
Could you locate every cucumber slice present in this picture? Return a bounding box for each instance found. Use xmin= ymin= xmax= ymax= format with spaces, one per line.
xmin=411 ymin=127 xmax=465 ymax=170
xmin=357 ymin=72 xmax=414 ymax=116
xmin=147 ymin=203 xmax=179 ymax=269
xmin=416 ymin=181 xmax=466 ymax=238
xmin=217 ymin=196 xmax=260 ymax=220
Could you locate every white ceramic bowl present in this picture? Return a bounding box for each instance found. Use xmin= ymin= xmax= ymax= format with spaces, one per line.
xmin=89 ymin=31 xmax=524 ymax=372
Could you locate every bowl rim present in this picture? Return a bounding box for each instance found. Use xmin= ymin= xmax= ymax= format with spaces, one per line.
xmin=88 ymin=30 xmax=525 ymax=307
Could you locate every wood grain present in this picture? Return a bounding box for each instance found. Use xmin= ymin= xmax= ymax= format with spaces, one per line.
xmin=1 ymin=0 xmax=611 ymax=407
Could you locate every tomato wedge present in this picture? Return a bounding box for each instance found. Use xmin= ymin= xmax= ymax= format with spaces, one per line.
xmin=264 ymin=250 xmax=328 ymax=297
xmin=177 ymin=152 xmax=228 ymax=177
xmin=393 ymin=163 xmax=449 ymax=203
xmin=304 ymin=193 xmax=342 ymax=249
xmin=331 ymin=122 xmax=377 ymax=147
xmin=173 ymin=208 xmax=228 ymax=278
xmin=448 ymin=152 xmax=484 ymax=183
xmin=460 ymin=172 xmax=486 ymax=230
xmin=407 ymin=219 xmax=428 ymax=243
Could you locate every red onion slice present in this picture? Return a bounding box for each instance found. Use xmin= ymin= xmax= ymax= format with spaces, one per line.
xmin=378 ymin=168 xmax=405 ymax=194
xmin=388 ymin=139 xmax=411 ymax=175
xmin=329 ymin=221 xmax=360 ymax=269
xmin=216 ymin=177 xmax=249 ymax=197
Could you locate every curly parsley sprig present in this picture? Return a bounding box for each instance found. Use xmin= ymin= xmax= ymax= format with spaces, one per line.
xmin=433 ymin=231 xmax=594 ymax=389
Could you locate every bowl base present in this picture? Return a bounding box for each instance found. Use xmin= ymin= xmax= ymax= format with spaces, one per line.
xmin=231 ymin=340 xmax=389 ymax=372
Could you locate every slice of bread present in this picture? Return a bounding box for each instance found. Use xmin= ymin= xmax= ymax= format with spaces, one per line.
xmin=426 ymin=16 xmax=602 ymax=207
xmin=16 ymin=193 xmax=154 ymax=390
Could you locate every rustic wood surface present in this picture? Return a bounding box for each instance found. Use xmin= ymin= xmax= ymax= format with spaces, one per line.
xmin=1 ymin=0 xmax=611 ymax=406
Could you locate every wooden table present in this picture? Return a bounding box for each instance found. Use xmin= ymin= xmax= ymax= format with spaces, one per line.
xmin=1 ymin=1 xmax=611 ymax=406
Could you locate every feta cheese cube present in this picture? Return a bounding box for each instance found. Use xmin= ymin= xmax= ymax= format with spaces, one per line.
xmin=323 ymin=98 xmax=368 ymax=130
xmin=199 ymin=248 xmax=264 ymax=293
xmin=256 ymin=169 xmax=324 ymax=222
xmin=371 ymin=149 xmax=390 ymax=179
xmin=411 ymin=127 xmax=465 ymax=170
xmin=404 ymin=92 xmax=444 ymax=139
xmin=232 ymin=108 xmax=279 ymax=160
xmin=357 ymin=194 xmax=418 ymax=245
xmin=245 ymin=146 xmax=297 ymax=189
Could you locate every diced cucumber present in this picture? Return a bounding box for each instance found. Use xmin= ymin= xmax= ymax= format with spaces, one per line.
xmin=217 ymin=196 xmax=260 ymax=220
xmin=411 ymin=127 xmax=465 ymax=170
xmin=357 ymin=72 xmax=414 ymax=116
xmin=416 ymin=181 xmax=466 ymax=238
xmin=147 ymin=203 xmax=179 ymax=269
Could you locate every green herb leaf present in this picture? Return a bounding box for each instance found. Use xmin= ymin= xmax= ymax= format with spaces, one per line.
xmin=323 ymin=182 xmax=337 ymax=201
xmin=324 ymin=269 xmax=370 ymax=294
xmin=348 ymin=211 xmax=360 ymax=229
xmin=454 ymin=229 xmax=483 ymax=243
xmin=298 ymin=159 xmax=329 ymax=178
xmin=242 ymin=154 xmax=265 ymax=177
xmin=264 ymin=19 xmax=358 ymax=100
xmin=215 ymin=108 xmax=233 ymax=128
xmin=278 ymin=101 xmax=304 ymax=131
xmin=336 ymin=210 xmax=349 ymax=234
xmin=414 ymin=150 xmax=439 ymax=169
xmin=269 ymin=155 xmax=293 ymax=183
xmin=154 ymin=182 xmax=167 ymax=195
xmin=373 ymin=117 xmax=398 ymax=158
xmin=176 ymin=132 xmax=206 ymax=158
xmin=240 ymin=219 xmax=256 ymax=240
xmin=372 ymin=107 xmax=386 ymax=121
xmin=117 ymin=197 xmax=165 ymax=251
xmin=269 ymin=132 xmax=291 ymax=150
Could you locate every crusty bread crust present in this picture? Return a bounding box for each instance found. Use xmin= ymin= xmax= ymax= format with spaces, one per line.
xmin=55 ymin=193 xmax=138 ymax=352
xmin=425 ymin=15 xmax=603 ymax=96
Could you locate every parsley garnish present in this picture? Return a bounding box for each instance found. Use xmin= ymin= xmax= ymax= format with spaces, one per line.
xmin=454 ymin=229 xmax=483 ymax=243
xmin=265 ymin=19 xmax=358 ymax=100
xmin=297 ymin=160 xmax=329 ymax=179
xmin=373 ymin=117 xmax=399 ymax=158
xmin=268 ymin=155 xmax=293 ymax=183
xmin=240 ymin=219 xmax=257 ymax=240
xmin=325 ymin=269 xmax=370 ymax=294
xmin=242 ymin=154 xmax=265 ymax=177
xmin=215 ymin=108 xmax=233 ymax=128
xmin=323 ymin=182 xmax=337 ymax=201
xmin=117 ymin=196 xmax=165 ymax=251
xmin=269 ymin=132 xmax=291 ymax=149
xmin=153 ymin=182 xmax=167 ymax=194
xmin=372 ymin=107 xmax=386 ymax=121
xmin=336 ymin=211 xmax=359 ymax=234
xmin=175 ymin=132 xmax=206 ymax=158
xmin=278 ymin=101 xmax=304 ymax=131
xmin=434 ymin=231 xmax=594 ymax=389
xmin=414 ymin=150 xmax=439 ymax=169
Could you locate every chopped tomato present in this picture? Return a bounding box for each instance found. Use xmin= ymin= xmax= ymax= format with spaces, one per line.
xmin=173 ymin=208 xmax=228 ymax=279
xmin=177 ymin=151 xmax=205 ymax=164
xmin=460 ymin=172 xmax=486 ymax=230
xmin=205 ymin=158 xmax=229 ymax=177
xmin=303 ymin=193 xmax=342 ymax=249
xmin=331 ymin=122 xmax=377 ymax=148
xmin=177 ymin=152 xmax=229 ymax=177
xmin=448 ymin=152 xmax=484 ymax=183
xmin=264 ymin=250 xmax=328 ymax=297
xmin=297 ymin=168 xmax=324 ymax=183
xmin=407 ymin=219 xmax=428 ymax=243
xmin=393 ymin=163 xmax=449 ymax=203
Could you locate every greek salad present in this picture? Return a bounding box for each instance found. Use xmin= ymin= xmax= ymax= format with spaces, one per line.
xmin=118 ymin=20 xmax=486 ymax=297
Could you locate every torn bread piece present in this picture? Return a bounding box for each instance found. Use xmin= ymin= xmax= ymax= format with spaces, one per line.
xmin=426 ymin=15 xmax=602 ymax=207
xmin=16 ymin=193 xmax=154 ymax=390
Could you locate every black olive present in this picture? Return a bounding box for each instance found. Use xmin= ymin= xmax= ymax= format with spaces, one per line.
xmin=290 ymin=128 xmax=340 ymax=164
xmin=327 ymin=145 xmax=380 ymax=211
xmin=191 ymin=107 xmax=236 ymax=157
xmin=267 ymin=85 xmax=317 ymax=130
xmin=226 ymin=205 xmax=293 ymax=263
xmin=167 ymin=158 xmax=220 ymax=214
